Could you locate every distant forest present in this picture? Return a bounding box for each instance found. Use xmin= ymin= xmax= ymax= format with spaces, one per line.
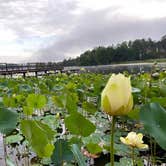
xmin=61 ymin=35 xmax=166 ymax=66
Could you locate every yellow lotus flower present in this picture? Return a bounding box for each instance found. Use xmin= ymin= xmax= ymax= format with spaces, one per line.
xmin=80 ymin=67 xmax=86 ymax=71
xmin=101 ymin=73 xmax=133 ymax=116
xmin=120 ymin=132 xmax=148 ymax=149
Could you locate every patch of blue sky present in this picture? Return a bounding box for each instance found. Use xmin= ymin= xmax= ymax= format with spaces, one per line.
xmin=15 ymin=35 xmax=56 ymax=51
xmin=0 ymin=35 xmax=56 ymax=53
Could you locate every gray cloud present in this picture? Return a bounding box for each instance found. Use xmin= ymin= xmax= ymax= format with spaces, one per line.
xmin=0 ymin=0 xmax=78 ymax=38
xmin=0 ymin=0 xmax=166 ymax=63
xmin=31 ymin=7 xmax=166 ymax=62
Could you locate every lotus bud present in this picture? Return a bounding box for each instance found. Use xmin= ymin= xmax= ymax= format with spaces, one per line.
xmin=101 ymin=73 xmax=133 ymax=116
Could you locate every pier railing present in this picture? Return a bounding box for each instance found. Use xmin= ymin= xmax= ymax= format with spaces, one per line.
xmin=0 ymin=63 xmax=64 ymax=77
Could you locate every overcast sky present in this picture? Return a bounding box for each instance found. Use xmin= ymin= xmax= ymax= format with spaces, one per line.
xmin=0 ymin=0 xmax=166 ymax=63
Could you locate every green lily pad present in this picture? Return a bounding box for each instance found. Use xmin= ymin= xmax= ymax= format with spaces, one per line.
xmin=140 ymin=103 xmax=166 ymax=150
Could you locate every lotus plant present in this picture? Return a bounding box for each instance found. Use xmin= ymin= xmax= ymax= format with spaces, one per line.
xmin=120 ymin=132 xmax=148 ymax=165
xmin=101 ymin=73 xmax=133 ymax=166
xmin=120 ymin=132 xmax=148 ymax=149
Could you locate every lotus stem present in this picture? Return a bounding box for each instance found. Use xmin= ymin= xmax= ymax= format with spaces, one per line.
xmin=110 ymin=116 xmax=116 ymax=166
xmin=132 ymin=147 xmax=135 ymax=166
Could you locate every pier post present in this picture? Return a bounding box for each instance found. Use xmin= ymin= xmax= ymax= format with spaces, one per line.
xmin=35 ymin=71 xmax=38 ymax=77
xmin=23 ymin=73 xmax=26 ymax=78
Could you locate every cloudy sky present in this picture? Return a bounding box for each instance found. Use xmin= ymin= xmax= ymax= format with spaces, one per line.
xmin=0 ymin=0 xmax=166 ymax=63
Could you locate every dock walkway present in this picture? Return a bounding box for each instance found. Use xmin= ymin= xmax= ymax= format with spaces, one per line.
xmin=0 ymin=63 xmax=63 ymax=77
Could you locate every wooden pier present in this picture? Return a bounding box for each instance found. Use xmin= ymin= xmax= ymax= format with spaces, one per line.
xmin=0 ymin=63 xmax=64 ymax=77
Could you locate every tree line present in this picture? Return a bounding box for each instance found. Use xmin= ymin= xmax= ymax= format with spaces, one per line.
xmin=60 ymin=35 xmax=166 ymax=66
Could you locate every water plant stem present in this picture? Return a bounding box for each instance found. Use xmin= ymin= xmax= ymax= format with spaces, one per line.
xmin=150 ymin=137 xmax=156 ymax=166
xmin=131 ymin=147 xmax=135 ymax=166
xmin=110 ymin=116 xmax=116 ymax=166
xmin=153 ymin=141 xmax=156 ymax=166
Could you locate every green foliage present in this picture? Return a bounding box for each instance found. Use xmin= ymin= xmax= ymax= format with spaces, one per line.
xmin=20 ymin=120 xmax=55 ymax=157
xmin=150 ymin=97 xmax=166 ymax=107
xmin=0 ymin=71 xmax=165 ymax=165
xmin=42 ymin=115 xmax=59 ymax=130
xmin=23 ymin=106 xmax=33 ymax=116
xmin=0 ymin=107 xmax=18 ymax=134
xmin=3 ymin=95 xmax=24 ymax=108
xmin=6 ymin=134 xmax=23 ymax=144
xmin=61 ymin=36 xmax=166 ymax=66
xmin=140 ymin=103 xmax=166 ymax=150
xmin=114 ymin=143 xmax=130 ymax=156
xmin=51 ymin=139 xmax=73 ymax=165
xmin=26 ymin=94 xmax=47 ymax=109
xmin=64 ymin=92 xmax=78 ymax=114
xmin=82 ymin=101 xmax=97 ymax=114
xmin=52 ymin=95 xmax=64 ymax=108
xmin=19 ymin=84 xmax=32 ymax=93
xmin=64 ymin=112 xmax=96 ymax=137
xmin=86 ymin=142 xmax=102 ymax=154
xmin=107 ymin=157 xmax=143 ymax=166
xmin=114 ymin=157 xmax=133 ymax=166
xmin=71 ymin=144 xmax=86 ymax=166
xmin=127 ymin=107 xmax=140 ymax=120
xmin=53 ymin=91 xmax=78 ymax=114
